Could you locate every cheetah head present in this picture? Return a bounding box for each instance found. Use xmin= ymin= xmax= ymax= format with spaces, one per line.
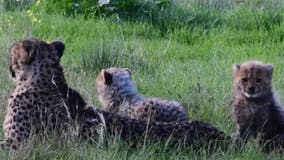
xmin=8 ymin=39 xmax=65 ymax=82
xmin=233 ymin=60 xmax=273 ymax=98
xmin=96 ymin=67 xmax=138 ymax=110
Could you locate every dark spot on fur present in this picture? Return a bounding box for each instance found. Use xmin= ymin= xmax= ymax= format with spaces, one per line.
xmin=23 ymin=115 xmax=28 ymax=120
xmin=27 ymin=104 xmax=33 ymax=109
xmin=16 ymin=118 xmax=23 ymax=123
xmin=19 ymin=127 xmax=24 ymax=132
xmin=12 ymin=145 xmax=17 ymax=150
xmin=23 ymin=122 xmax=30 ymax=128
xmin=7 ymin=139 xmax=12 ymax=143
xmin=11 ymin=133 xmax=15 ymax=137
xmin=16 ymin=136 xmax=22 ymax=142
xmin=144 ymin=107 xmax=148 ymax=112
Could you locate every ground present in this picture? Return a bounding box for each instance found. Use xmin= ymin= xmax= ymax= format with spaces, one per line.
xmin=0 ymin=0 xmax=284 ymax=159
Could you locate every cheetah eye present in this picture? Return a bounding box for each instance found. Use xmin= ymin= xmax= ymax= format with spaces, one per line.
xmin=256 ymin=78 xmax=262 ymax=83
xmin=242 ymin=78 xmax=248 ymax=83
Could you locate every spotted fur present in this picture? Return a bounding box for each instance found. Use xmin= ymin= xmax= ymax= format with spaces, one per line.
xmin=1 ymin=39 xmax=229 ymax=151
xmin=43 ymin=40 xmax=93 ymax=130
xmin=83 ymin=109 xmax=231 ymax=151
xmin=48 ymin=57 xmax=228 ymax=150
xmin=96 ymin=67 xmax=189 ymax=122
xmin=232 ymin=60 xmax=284 ymax=152
xmin=1 ymin=39 xmax=71 ymax=150
xmin=41 ymin=56 xmax=227 ymax=150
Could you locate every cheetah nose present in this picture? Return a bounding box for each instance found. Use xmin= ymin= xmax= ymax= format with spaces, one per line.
xmin=248 ymin=87 xmax=256 ymax=94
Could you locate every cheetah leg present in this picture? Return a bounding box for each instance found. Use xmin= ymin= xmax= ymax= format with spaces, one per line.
xmin=232 ymin=128 xmax=254 ymax=149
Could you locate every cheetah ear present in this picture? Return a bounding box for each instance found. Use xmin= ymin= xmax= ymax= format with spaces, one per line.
xmin=21 ymin=40 xmax=36 ymax=64
xmin=233 ymin=64 xmax=241 ymax=74
xmin=50 ymin=41 xmax=65 ymax=59
xmin=265 ymin=64 xmax=273 ymax=78
xmin=103 ymin=70 xmax=113 ymax=85
xmin=125 ymin=68 xmax=132 ymax=79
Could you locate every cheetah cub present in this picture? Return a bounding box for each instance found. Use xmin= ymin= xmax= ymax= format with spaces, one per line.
xmin=96 ymin=67 xmax=189 ymax=122
xmin=232 ymin=60 xmax=284 ymax=152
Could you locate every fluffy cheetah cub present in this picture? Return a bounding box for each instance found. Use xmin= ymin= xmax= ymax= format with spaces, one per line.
xmin=232 ymin=60 xmax=284 ymax=152
xmin=96 ymin=67 xmax=189 ymax=122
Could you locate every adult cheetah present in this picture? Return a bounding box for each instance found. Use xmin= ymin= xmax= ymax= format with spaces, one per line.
xmin=96 ymin=67 xmax=189 ymax=122
xmin=1 ymin=39 xmax=71 ymax=150
xmin=83 ymin=109 xmax=231 ymax=151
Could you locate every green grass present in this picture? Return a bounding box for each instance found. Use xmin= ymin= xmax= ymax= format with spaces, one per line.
xmin=1 ymin=1 xmax=284 ymax=159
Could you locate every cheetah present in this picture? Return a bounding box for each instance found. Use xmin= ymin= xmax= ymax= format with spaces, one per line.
xmin=1 ymin=38 xmax=229 ymax=151
xmin=40 ymin=51 xmax=228 ymax=150
xmin=96 ymin=67 xmax=189 ymax=122
xmin=1 ymin=39 xmax=71 ymax=150
xmin=232 ymin=60 xmax=284 ymax=152
xmin=83 ymin=109 xmax=231 ymax=151
xmin=38 ymin=39 xmax=93 ymax=126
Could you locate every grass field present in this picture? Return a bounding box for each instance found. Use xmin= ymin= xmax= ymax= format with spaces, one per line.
xmin=0 ymin=0 xmax=284 ymax=159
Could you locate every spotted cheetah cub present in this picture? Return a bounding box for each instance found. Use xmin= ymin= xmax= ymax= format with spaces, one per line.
xmin=232 ymin=60 xmax=284 ymax=152
xmin=96 ymin=67 xmax=188 ymax=122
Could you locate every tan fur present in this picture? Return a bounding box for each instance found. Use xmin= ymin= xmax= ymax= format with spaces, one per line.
xmin=96 ymin=67 xmax=189 ymax=122
xmin=232 ymin=60 xmax=284 ymax=152
xmin=1 ymin=39 xmax=71 ymax=150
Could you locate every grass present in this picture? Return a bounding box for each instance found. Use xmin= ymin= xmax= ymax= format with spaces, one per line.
xmin=0 ymin=0 xmax=284 ymax=159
